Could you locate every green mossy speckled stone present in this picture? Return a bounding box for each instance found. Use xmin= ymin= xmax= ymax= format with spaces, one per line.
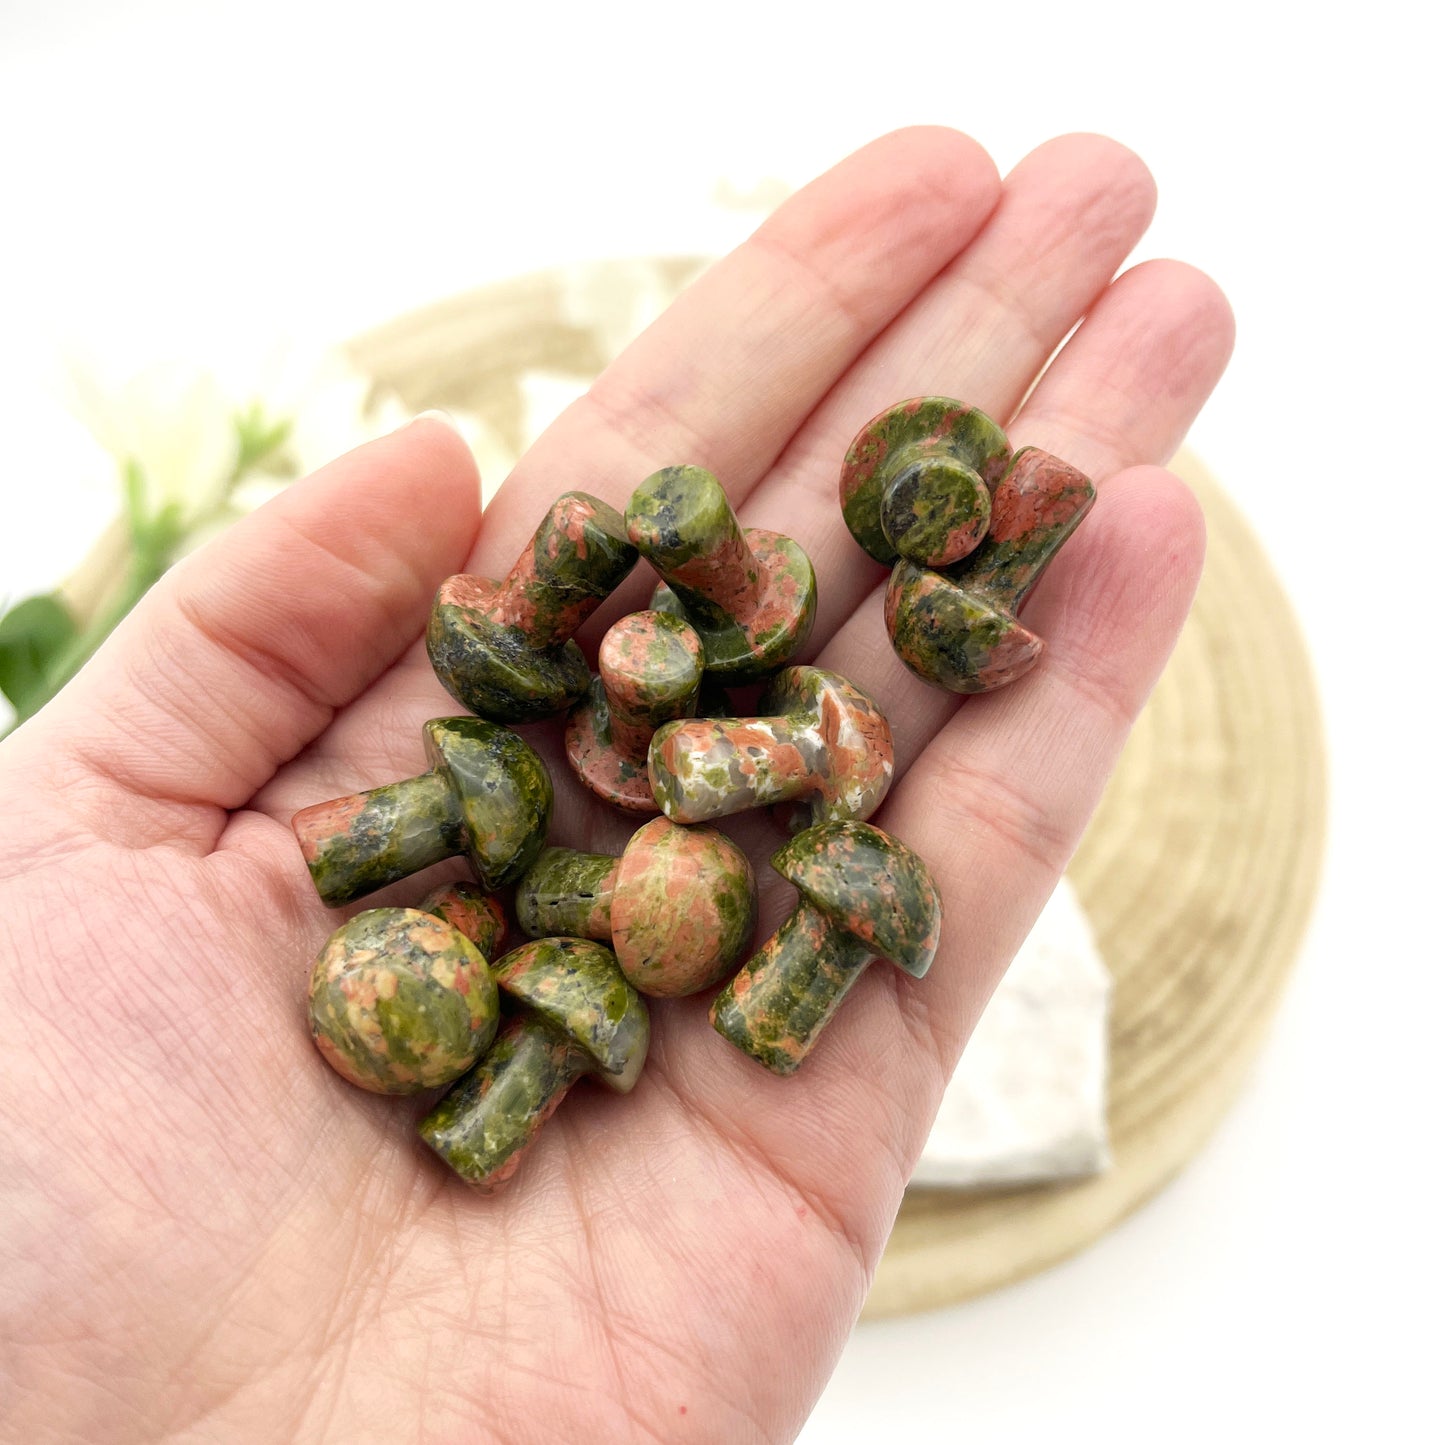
xmin=292 ymin=717 xmax=553 ymax=908
xmin=839 ymin=397 xmax=1012 ymax=566
xmin=627 ymin=465 xmax=816 ymax=682
xmin=419 ymin=938 xmax=650 ymax=1191
xmin=710 ymin=820 xmax=942 ymax=1075
xmin=516 ymin=816 xmax=756 ymax=997
xmin=308 ymin=904 xmax=500 ymax=1095
xmin=417 ymin=880 xmax=507 ymax=960
xmin=428 ymin=492 xmax=638 ymax=723
xmin=879 ymin=451 xmax=991 ymax=569
xmin=884 ymin=447 xmax=1095 ymax=694
xmin=648 ymin=665 xmax=894 ymax=831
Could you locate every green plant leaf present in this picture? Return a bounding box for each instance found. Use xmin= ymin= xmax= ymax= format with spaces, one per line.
xmin=0 ymin=593 xmax=78 ymax=717
xmin=234 ymin=402 xmax=293 ymax=479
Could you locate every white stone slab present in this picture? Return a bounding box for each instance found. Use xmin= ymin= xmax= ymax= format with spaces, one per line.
xmin=912 ymin=879 xmax=1112 ymax=1189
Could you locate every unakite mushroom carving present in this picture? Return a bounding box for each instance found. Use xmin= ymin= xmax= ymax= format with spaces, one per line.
xmin=428 ymin=491 xmax=639 ymax=723
xmin=885 ymin=447 xmax=1095 ymax=693
xmin=710 ymin=821 xmax=942 ymax=1075
xmin=648 ymin=665 xmax=893 ymax=830
xmin=292 ymin=717 xmax=552 ymax=907
xmin=419 ymin=881 xmax=508 ymax=953
xmin=515 ymin=816 xmax=755 ymax=996
xmin=626 ymin=465 xmax=816 ymax=682
xmin=565 ymin=610 xmax=705 ymax=813
xmin=307 ymin=882 xmax=506 ymax=1095
xmin=419 ymin=938 xmax=649 ymax=1191
xmin=839 ymin=396 xmax=1012 ymax=567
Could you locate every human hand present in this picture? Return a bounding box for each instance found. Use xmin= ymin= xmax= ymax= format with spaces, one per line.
xmin=0 ymin=128 xmax=1231 ymax=1442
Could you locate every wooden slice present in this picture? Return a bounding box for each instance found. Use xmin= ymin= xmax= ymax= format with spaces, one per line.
xmin=348 ymin=261 xmax=1327 ymax=1316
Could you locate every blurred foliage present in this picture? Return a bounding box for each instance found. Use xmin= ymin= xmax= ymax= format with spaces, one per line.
xmin=0 ymin=407 xmax=291 ymax=734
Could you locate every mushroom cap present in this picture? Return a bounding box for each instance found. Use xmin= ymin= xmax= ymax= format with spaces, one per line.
xmin=883 ymin=561 xmax=1043 ymax=694
xmin=627 ymin=465 xmax=815 ymax=681
xmin=418 ymin=881 xmax=507 ymax=961
xmin=772 ymin=820 xmax=942 ymax=978
xmin=491 ymin=938 xmax=650 ymax=1093
xmin=427 ymin=573 xmax=593 ymax=724
xmin=308 ymin=907 xmax=500 ymax=1094
xmin=423 ymin=718 xmax=554 ymax=888
xmin=426 ymin=493 xmax=637 ymax=724
xmin=758 ymin=666 xmax=894 ymax=826
xmin=839 ymin=397 xmax=1012 ymax=565
xmin=611 ymin=818 xmax=756 ymax=996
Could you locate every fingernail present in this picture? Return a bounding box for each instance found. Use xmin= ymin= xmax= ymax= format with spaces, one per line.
xmin=415 ymin=408 xmax=464 ymax=436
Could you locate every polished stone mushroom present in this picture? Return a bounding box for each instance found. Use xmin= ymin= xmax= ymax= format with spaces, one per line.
xmin=418 ymin=881 xmax=508 ymax=954
xmin=885 ymin=447 xmax=1095 ymax=693
xmin=626 ymin=464 xmax=816 ymax=682
xmin=710 ymin=821 xmax=942 ymax=1075
xmin=839 ymin=396 xmax=1012 ymax=567
xmin=307 ymin=882 xmax=506 ymax=1095
xmin=428 ymin=491 xmax=638 ymax=723
xmin=648 ymin=665 xmax=893 ymax=830
xmin=565 ymin=610 xmax=704 ymax=813
xmin=292 ymin=717 xmax=552 ymax=907
xmin=419 ymin=938 xmax=649 ymax=1191
xmin=515 ymin=816 xmax=755 ymax=996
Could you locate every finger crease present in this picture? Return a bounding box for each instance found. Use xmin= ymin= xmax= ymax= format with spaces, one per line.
xmin=916 ymin=750 xmax=1076 ymax=879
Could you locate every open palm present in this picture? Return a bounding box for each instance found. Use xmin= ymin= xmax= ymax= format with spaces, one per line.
xmin=1 ymin=128 xmax=1232 ymax=1443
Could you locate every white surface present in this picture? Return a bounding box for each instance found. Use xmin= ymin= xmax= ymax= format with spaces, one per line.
xmin=915 ymin=879 xmax=1111 ymax=1188
xmin=0 ymin=3 xmax=1438 ymax=1439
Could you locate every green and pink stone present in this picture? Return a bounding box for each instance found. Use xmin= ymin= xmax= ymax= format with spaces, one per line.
xmin=292 ymin=717 xmax=552 ymax=907
xmin=710 ymin=821 xmax=942 ymax=1075
xmin=516 ymin=817 xmax=756 ymax=996
xmin=418 ymin=938 xmax=649 ymax=1192
xmin=307 ymin=882 xmax=507 ymax=1095
xmin=627 ymin=465 xmax=816 ymax=682
xmin=566 ymin=610 xmax=705 ymax=813
xmin=885 ymin=446 xmax=1096 ymax=693
xmin=648 ymin=665 xmax=894 ymax=832
xmin=839 ymin=396 xmax=1012 ymax=568
xmin=428 ymin=491 xmax=639 ymax=724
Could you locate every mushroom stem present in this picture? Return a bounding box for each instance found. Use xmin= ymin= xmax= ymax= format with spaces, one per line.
xmin=839 ymin=397 xmax=1013 ymax=565
xmin=648 ymin=715 xmax=816 ymax=823
xmin=293 ymin=771 xmax=461 ymax=907
xmin=709 ymin=900 xmax=876 ymax=1075
xmin=959 ymin=447 xmax=1095 ymax=606
xmin=493 ymin=493 xmax=635 ymax=649
xmin=513 ymin=848 xmax=618 ymax=941
xmin=418 ymin=1014 xmax=590 ymax=1190
xmin=596 ymin=609 xmax=704 ymax=762
xmin=883 ymin=438 xmax=960 ymax=483
xmin=601 ymin=693 xmax=658 ymax=763
xmin=879 ymin=443 xmax=991 ymax=569
xmin=626 ymin=465 xmax=762 ymax=621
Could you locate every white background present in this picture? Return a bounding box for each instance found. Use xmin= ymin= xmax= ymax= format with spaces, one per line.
xmin=1 ymin=2 xmax=1438 ymax=1439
